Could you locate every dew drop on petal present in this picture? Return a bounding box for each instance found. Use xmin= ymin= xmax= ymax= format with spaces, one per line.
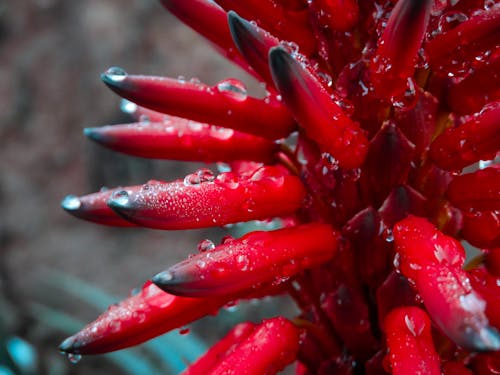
xmin=111 ymin=190 xmax=130 ymax=206
xmin=383 ymin=228 xmax=394 ymax=242
xmin=120 ymin=99 xmax=137 ymax=114
xmin=139 ymin=114 xmax=150 ymax=125
xmin=184 ymin=168 xmax=215 ymax=186
xmin=237 ymin=254 xmax=250 ymax=271
xmin=404 ymin=314 xmax=422 ymax=337
xmin=216 ymin=78 xmax=248 ymax=101
xmin=197 ymin=239 xmax=215 ymax=252
xmin=210 ymin=126 xmax=234 ymax=140
xmin=105 ymin=67 xmax=127 ymax=82
xmin=67 ymin=353 xmax=82 ymax=364
xmin=61 ymin=195 xmax=81 ymax=210
xmin=438 ymin=11 xmax=468 ymax=33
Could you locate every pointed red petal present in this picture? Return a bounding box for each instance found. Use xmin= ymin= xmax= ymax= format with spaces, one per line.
xmin=101 ymin=72 xmax=296 ymax=140
xmin=228 ymin=11 xmax=280 ymax=88
xmin=269 ymin=47 xmax=369 ymax=168
xmin=343 ymin=207 xmax=392 ymax=287
xmin=107 ymin=166 xmax=306 ymax=229
xmin=321 ymin=284 xmax=379 ymax=360
xmin=384 ymin=307 xmax=441 ymax=375
xmin=84 ymin=118 xmax=279 ymax=163
xmin=370 ymin=0 xmax=432 ymax=98
xmin=446 ymin=167 xmax=500 ymax=211
xmin=360 ymin=121 xmax=416 ymax=206
xmin=378 ymin=185 xmax=428 ymax=227
xmin=393 ymin=216 xmax=500 ymax=351
xmin=182 ymin=323 xmax=256 ymax=375
xmin=426 ymin=6 xmax=500 ymax=75
xmin=430 ymin=102 xmax=500 ymax=171
xmin=153 ymin=223 xmax=340 ymax=297
xmin=446 ymin=55 xmax=500 ymax=116
xmin=58 ymin=281 xmax=228 ymax=354
xmin=61 ymin=189 xmax=137 ymax=227
xmin=209 ymin=317 xmax=300 ymax=374
xmin=376 ymin=271 xmax=418 ymax=328
xmin=462 ymin=210 xmax=500 ymax=248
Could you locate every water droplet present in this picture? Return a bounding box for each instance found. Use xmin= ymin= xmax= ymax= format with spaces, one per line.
xmin=243 ymin=198 xmax=256 ymax=213
xmin=459 ymin=292 xmax=486 ymax=313
xmin=404 ymin=315 xmax=422 ymax=336
xmin=139 ymin=114 xmax=150 ymax=125
xmin=177 ymin=75 xmax=186 ymax=83
xmin=438 ymin=11 xmax=468 ymax=33
xmin=61 ymin=195 xmax=81 ymax=210
xmin=216 ymin=172 xmax=240 ymax=189
xmin=479 ymin=160 xmax=493 ymax=170
xmin=383 ymin=228 xmax=394 ymax=242
xmin=66 ymin=353 xmax=82 ymax=364
xmin=120 ymin=99 xmax=137 ymax=114
xmin=183 ymin=168 xmax=215 ymax=186
xmin=393 ymin=253 xmax=401 ymax=268
xmin=197 ymin=239 xmax=215 ymax=252
xmin=187 ymin=121 xmax=204 ymax=131
xmin=216 ymin=79 xmax=248 ymax=101
xmin=105 ymin=67 xmax=127 ymax=82
xmin=209 ymin=126 xmax=234 ymax=140
xmin=111 ymin=190 xmax=130 ymax=206
xmin=189 ymin=77 xmax=201 ymax=84
xmin=237 ymin=254 xmax=250 ymax=271
xmin=392 ymin=78 xmax=418 ymax=111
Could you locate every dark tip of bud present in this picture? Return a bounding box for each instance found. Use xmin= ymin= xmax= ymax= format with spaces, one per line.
xmin=228 ymin=11 xmax=255 ymax=48
xmin=83 ymin=127 xmax=107 ymax=143
xmin=468 ymin=326 xmax=500 ymax=352
xmin=152 ymin=270 xmax=175 ymax=287
xmin=61 ymin=195 xmax=82 ymax=211
xmin=59 ymin=336 xmax=78 ymax=354
xmin=269 ymin=47 xmax=295 ymax=92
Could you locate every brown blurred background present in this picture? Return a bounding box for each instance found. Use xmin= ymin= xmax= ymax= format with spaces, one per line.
xmin=0 ymin=1 xmax=292 ymax=373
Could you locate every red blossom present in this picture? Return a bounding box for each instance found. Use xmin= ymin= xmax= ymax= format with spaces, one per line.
xmin=58 ymin=0 xmax=500 ymax=372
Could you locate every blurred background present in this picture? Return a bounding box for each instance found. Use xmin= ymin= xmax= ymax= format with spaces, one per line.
xmin=0 ymin=1 xmax=294 ymax=373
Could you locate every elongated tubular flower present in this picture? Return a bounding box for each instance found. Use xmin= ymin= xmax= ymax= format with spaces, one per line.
xmin=59 ymin=0 xmax=500 ymax=373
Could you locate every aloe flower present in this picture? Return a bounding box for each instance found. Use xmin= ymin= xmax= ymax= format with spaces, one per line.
xmin=59 ymin=0 xmax=500 ymax=373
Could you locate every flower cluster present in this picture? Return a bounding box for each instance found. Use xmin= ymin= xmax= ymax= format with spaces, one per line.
xmin=59 ymin=0 xmax=500 ymax=373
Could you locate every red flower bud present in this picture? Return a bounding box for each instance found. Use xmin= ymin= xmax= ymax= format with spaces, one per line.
xmin=107 ymin=166 xmax=306 ymax=229
xmin=59 ymin=281 xmax=228 ymax=355
xmin=101 ymin=71 xmax=296 ymax=140
xmin=394 ymin=216 xmax=500 ymax=351
xmin=446 ymin=166 xmax=500 ymax=211
xmin=182 ymin=322 xmax=256 ymax=375
xmin=370 ymin=0 xmax=432 ymax=99
xmin=84 ymin=117 xmax=279 ymax=163
xmin=153 ymin=223 xmax=339 ymax=297
xmin=269 ymin=47 xmax=369 ymax=168
xmin=384 ymin=307 xmax=441 ymax=375
xmin=208 ymin=317 xmax=300 ymax=375
xmin=430 ymin=102 xmax=500 ymax=171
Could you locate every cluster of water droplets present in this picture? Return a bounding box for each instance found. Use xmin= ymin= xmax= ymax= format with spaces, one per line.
xmin=183 ymin=168 xmax=216 ymax=186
